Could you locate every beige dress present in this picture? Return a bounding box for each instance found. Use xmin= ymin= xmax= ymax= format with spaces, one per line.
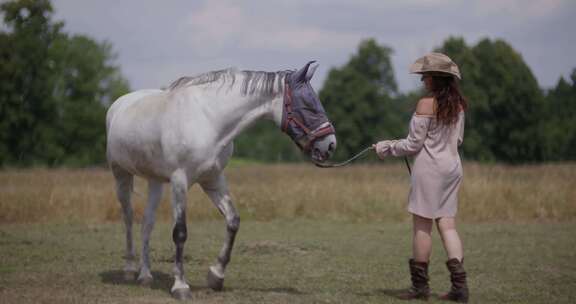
xmin=389 ymin=112 xmax=465 ymax=219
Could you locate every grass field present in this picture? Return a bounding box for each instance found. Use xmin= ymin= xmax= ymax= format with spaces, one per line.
xmin=1 ymin=221 xmax=575 ymax=303
xmin=1 ymin=163 xmax=576 ymax=303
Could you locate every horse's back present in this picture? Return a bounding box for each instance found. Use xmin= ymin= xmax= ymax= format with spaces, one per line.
xmin=106 ymin=89 xmax=165 ymax=131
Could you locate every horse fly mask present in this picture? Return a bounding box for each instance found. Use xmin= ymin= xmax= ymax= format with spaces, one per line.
xmin=281 ymin=74 xmax=335 ymax=153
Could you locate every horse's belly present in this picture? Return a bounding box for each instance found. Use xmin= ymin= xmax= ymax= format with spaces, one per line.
xmin=107 ymin=126 xmax=219 ymax=182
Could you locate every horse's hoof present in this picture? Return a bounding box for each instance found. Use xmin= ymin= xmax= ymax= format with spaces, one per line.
xmin=138 ymin=276 xmax=153 ymax=287
xmin=124 ymin=271 xmax=137 ymax=282
xmin=207 ymin=269 xmax=224 ymax=291
xmin=171 ymin=288 xmax=192 ymax=300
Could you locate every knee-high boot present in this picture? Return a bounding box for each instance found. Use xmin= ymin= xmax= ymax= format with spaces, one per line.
xmin=440 ymin=258 xmax=469 ymax=303
xmin=398 ymin=259 xmax=430 ymax=300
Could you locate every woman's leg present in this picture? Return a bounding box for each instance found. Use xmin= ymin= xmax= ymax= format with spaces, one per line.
xmin=398 ymin=214 xmax=433 ymax=300
xmin=437 ymin=217 xmax=469 ymax=302
xmin=435 ymin=217 xmax=463 ymax=260
xmin=412 ymin=214 xmax=433 ymax=262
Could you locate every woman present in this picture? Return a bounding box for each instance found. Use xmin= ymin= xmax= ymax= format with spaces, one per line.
xmin=374 ymin=53 xmax=469 ymax=302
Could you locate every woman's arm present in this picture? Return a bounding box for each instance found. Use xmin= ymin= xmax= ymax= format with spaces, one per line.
xmin=375 ymin=98 xmax=433 ymax=158
xmin=390 ymin=116 xmax=431 ymax=156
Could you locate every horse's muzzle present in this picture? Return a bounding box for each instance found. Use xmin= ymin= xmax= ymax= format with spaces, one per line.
xmin=310 ymin=133 xmax=337 ymax=163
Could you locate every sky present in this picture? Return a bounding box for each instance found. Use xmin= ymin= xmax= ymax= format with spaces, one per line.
xmin=48 ymin=0 xmax=576 ymax=93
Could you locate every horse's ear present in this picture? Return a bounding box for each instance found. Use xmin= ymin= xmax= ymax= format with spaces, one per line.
xmin=294 ymin=61 xmax=316 ymax=83
xmin=305 ymin=63 xmax=319 ymax=82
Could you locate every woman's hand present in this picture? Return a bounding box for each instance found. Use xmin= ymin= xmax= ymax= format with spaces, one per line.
xmin=373 ymin=140 xmax=394 ymax=160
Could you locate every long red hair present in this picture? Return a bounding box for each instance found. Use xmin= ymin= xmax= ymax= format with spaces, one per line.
xmin=429 ymin=76 xmax=467 ymax=125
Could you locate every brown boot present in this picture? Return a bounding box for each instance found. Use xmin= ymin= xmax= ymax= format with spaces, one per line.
xmin=440 ymin=258 xmax=469 ymax=303
xmin=398 ymin=259 xmax=430 ymax=300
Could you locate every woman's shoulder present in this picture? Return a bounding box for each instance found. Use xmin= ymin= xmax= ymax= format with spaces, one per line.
xmin=415 ymin=97 xmax=436 ymax=116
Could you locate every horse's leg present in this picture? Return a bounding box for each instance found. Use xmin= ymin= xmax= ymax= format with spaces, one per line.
xmin=138 ymin=179 xmax=163 ymax=286
xmin=170 ymin=170 xmax=192 ymax=300
xmin=200 ymin=173 xmax=240 ymax=291
xmin=112 ymin=166 xmax=137 ymax=281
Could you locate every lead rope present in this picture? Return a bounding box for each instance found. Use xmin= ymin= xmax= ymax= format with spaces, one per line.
xmin=403 ymin=156 xmax=412 ymax=176
xmin=314 ymin=146 xmax=412 ymax=176
xmin=313 ymin=146 xmax=374 ymax=168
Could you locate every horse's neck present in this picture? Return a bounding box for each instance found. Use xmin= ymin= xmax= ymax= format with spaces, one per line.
xmin=179 ymin=87 xmax=282 ymax=149
xmin=217 ymin=95 xmax=278 ymax=146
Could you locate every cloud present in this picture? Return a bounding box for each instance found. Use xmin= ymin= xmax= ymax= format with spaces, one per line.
xmin=185 ymin=0 xmax=363 ymax=54
xmin=473 ymin=0 xmax=565 ymax=19
xmin=186 ymin=0 xmax=245 ymax=50
xmin=50 ymin=0 xmax=576 ymax=91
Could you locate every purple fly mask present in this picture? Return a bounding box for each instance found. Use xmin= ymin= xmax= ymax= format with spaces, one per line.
xmin=281 ymin=61 xmax=337 ymax=162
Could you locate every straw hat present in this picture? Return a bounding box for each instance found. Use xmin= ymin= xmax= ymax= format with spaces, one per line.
xmin=409 ymin=52 xmax=461 ymax=80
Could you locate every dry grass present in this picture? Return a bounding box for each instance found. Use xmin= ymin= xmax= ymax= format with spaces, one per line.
xmin=1 ymin=163 xmax=575 ymax=224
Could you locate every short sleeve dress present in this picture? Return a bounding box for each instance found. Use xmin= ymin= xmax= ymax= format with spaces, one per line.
xmin=389 ymin=111 xmax=465 ymax=219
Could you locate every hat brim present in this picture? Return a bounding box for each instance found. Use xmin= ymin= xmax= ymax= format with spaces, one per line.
xmin=411 ymin=70 xmax=461 ymax=79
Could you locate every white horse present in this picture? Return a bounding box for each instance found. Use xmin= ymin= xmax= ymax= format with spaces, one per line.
xmin=106 ymin=61 xmax=336 ymax=299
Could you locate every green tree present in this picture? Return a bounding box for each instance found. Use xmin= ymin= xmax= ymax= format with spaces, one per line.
xmin=50 ymin=35 xmax=130 ymax=165
xmin=437 ymin=37 xmax=545 ymax=162
xmin=319 ymin=39 xmax=407 ymax=160
xmin=0 ymin=0 xmax=129 ymax=167
xmin=0 ymin=0 xmax=63 ymax=165
xmin=541 ymin=69 xmax=576 ymax=160
xmin=436 ymin=37 xmax=488 ymax=160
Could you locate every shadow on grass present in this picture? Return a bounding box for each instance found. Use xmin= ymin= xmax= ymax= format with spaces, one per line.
xmin=99 ymin=270 xmax=203 ymax=294
xmin=99 ymin=270 xmax=305 ymax=297
xmin=377 ymin=288 xmax=406 ymax=298
xmin=356 ymin=288 xmax=412 ymax=300
xmin=358 ymin=289 xmax=444 ymax=302
xmin=237 ymin=286 xmax=307 ymax=295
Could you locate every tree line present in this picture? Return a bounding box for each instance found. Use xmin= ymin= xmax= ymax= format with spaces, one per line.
xmin=1 ymin=0 xmax=574 ymax=167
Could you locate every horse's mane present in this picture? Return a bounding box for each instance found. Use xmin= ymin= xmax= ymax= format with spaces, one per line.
xmin=168 ymin=68 xmax=292 ymax=97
